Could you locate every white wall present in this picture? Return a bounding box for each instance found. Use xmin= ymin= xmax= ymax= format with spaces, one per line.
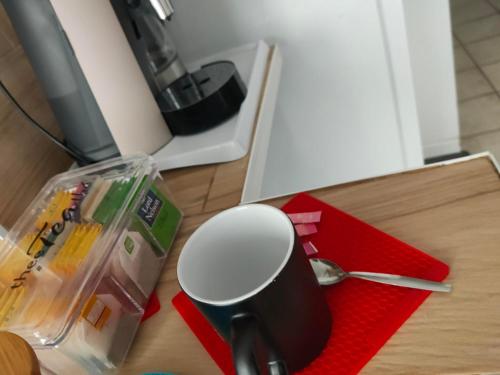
xmin=167 ymin=1 xmax=430 ymax=199
xmin=402 ymin=0 xmax=461 ymax=158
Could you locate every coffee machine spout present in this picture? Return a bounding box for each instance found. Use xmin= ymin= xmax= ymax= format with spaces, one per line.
xmin=149 ymin=0 xmax=174 ymax=20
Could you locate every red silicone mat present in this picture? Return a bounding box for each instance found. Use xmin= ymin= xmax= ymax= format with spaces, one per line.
xmin=142 ymin=290 xmax=160 ymax=323
xmin=172 ymin=193 xmax=450 ymax=374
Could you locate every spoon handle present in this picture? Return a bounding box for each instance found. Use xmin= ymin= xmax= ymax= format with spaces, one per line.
xmin=347 ymin=271 xmax=452 ymax=292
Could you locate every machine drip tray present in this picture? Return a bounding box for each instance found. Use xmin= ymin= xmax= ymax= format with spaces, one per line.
xmin=153 ymin=40 xmax=282 ymax=171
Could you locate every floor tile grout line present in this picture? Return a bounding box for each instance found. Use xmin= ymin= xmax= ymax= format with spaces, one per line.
xmin=458 ymin=91 xmax=496 ymax=103
xmin=458 ymin=32 xmax=500 ymax=47
xmin=486 ymin=0 xmax=500 ymax=13
xmin=457 ymin=31 xmax=500 ymax=46
xmin=453 ymin=15 xmax=497 ymax=28
xmin=461 ymin=127 xmax=500 ymax=140
xmin=453 ymin=1 xmax=500 ymax=152
xmin=480 ymin=59 xmax=500 ymax=68
xmin=455 ymin=67 xmax=475 ymax=74
xmin=452 ymin=5 xmax=498 ymax=28
xmin=453 ymin=9 xmax=500 ymax=43
xmin=455 ymin=31 xmax=500 ymax=99
xmin=456 ymin=66 xmax=491 ymax=74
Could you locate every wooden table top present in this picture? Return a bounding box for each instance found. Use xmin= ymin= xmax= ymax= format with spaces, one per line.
xmin=122 ymin=153 xmax=500 ymax=375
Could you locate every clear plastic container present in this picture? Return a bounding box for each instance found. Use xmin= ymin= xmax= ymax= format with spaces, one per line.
xmin=0 ymin=154 xmax=182 ymax=374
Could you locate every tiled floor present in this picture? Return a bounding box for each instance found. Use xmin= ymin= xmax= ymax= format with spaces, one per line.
xmin=452 ymin=0 xmax=500 ymax=160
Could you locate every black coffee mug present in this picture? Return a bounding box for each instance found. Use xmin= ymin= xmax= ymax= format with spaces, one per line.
xmin=177 ymin=204 xmax=331 ymax=374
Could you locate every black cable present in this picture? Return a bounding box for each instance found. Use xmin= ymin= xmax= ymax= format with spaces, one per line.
xmin=0 ymin=80 xmax=92 ymax=164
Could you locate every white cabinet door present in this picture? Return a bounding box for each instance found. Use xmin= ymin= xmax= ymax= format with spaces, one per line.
xmin=168 ymin=0 xmax=426 ymax=200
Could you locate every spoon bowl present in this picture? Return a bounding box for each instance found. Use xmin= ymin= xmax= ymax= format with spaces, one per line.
xmin=310 ymin=258 xmax=347 ymax=285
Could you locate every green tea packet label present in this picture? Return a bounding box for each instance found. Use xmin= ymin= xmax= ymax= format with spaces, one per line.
xmin=124 ymin=235 xmax=135 ymax=255
xmin=137 ymin=189 xmax=162 ymax=227
xmin=134 ymin=184 xmax=181 ymax=254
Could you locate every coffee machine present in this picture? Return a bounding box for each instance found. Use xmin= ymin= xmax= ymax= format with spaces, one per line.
xmin=112 ymin=0 xmax=247 ymax=136
xmin=1 ymin=0 xmax=247 ymax=164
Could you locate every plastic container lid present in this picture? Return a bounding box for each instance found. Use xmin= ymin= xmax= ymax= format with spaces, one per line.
xmin=0 ymin=155 xmax=158 ymax=348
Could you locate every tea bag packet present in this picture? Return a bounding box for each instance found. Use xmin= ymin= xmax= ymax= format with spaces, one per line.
xmin=81 ymin=178 xmax=113 ymax=222
xmin=111 ymin=230 xmax=161 ymax=297
xmin=35 ymin=191 xmax=73 ymax=229
xmin=90 ymin=176 xmax=182 ymax=254
xmin=131 ymin=183 xmax=182 ymax=255
xmin=50 ymin=223 xmax=102 ymax=276
xmin=74 ymin=293 xmax=124 ymax=367
xmin=95 ymin=178 xmax=182 ymax=296
xmin=92 ymin=178 xmax=136 ymax=226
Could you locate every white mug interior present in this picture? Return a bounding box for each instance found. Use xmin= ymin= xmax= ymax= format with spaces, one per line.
xmin=177 ymin=204 xmax=294 ymax=306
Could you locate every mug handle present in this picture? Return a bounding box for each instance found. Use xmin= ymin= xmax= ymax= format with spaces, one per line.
xmin=231 ymin=314 xmax=288 ymax=375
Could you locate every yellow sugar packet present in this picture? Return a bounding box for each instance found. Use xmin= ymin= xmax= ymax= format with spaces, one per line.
xmin=35 ymin=191 xmax=73 ymax=229
xmin=0 ymin=288 xmax=12 ymax=310
xmin=50 ymin=224 xmax=102 ymax=276
xmin=17 ymin=233 xmax=44 ymax=257
xmin=0 ymin=286 xmax=25 ymax=327
xmin=67 ymin=224 xmax=102 ymax=275
xmin=59 ymin=225 xmax=89 ymax=274
xmin=0 ymin=245 xmax=33 ymax=286
xmin=50 ymin=225 xmax=80 ymax=274
xmin=40 ymin=221 xmax=76 ymax=264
